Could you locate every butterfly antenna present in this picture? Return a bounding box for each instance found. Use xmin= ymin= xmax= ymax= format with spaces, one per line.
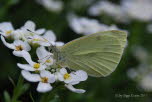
xmin=42 ymin=55 xmax=53 ymax=65
xmin=38 ymin=54 xmax=51 ymax=61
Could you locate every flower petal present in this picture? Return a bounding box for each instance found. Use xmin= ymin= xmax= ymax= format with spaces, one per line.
xmin=38 ymin=64 xmax=47 ymax=70
xmin=13 ymin=40 xmax=24 ymax=46
xmin=13 ymin=40 xmax=31 ymax=51
xmin=55 ymin=42 xmax=64 ymax=46
xmin=37 ymin=82 xmax=52 ymax=93
xmin=23 ymin=20 xmax=36 ymax=31
xmin=36 ymin=28 xmax=45 ymax=35
xmin=23 ymin=41 xmax=31 ymax=51
xmin=13 ymin=51 xmax=24 ymax=57
xmin=56 ymin=72 xmax=64 ymax=81
xmin=0 ymin=22 xmax=14 ymax=32
xmin=65 ymin=84 xmax=86 ymax=93
xmin=36 ymin=46 xmax=51 ymax=59
xmin=17 ymin=63 xmax=35 ymax=71
xmin=36 ymin=46 xmax=53 ymax=65
xmin=30 ymin=35 xmax=51 ymax=46
xmin=22 ymin=51 xmax=35 ymax=65
xmin=70 ymin=81 xmax=80 ymax=85
xmin=40 ymin=70 xmax=55 ymax=83
xmin=39 ymin=42 xmax=51 ymax=46
xmin=21 ymin=70 xmax=41 ymax=82
xmin=60 ymin=68 xmax=67 ymax=74
xmin=12 ymin=29 xmax=25 ymax=40
xmin=13 ymin=50 xmax=34 ymax=65
xmin=43 ymin=30 xmax=56 ymax=42
xmin=1 ymin=36 xmax=15 ymax=49
xmin=75 ymin=70 xmax=88 ymax=81
xmin=37 ymin=0 xmax=63 ymax=12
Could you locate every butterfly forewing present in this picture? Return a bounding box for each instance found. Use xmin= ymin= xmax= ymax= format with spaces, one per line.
xmin=104 ymin=30 xmax=127 ymax=49
xmin=59 ymin=30 xmax=127 ymax=77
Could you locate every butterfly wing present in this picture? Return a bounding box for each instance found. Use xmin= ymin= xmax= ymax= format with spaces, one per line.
xmin=59 ymin=30 xmax=127 ymax=77
xmin=102 ymin=30 xmax=127 ymax=49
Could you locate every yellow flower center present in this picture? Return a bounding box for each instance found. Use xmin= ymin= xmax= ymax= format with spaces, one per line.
xmin=64 ymin=73 xmax=71 ymax=80
xmin=46 ymin=59 xmax=52 ymax=63
xmin=6 ymin=30 xmax=12 ymax=35
xmin=15 ymin=45 xmax=23 ymax=51
xmin=41 ymin=77 xmax=48 ymax=83
xmin=33 ymin=63 xmax=40 ymax=69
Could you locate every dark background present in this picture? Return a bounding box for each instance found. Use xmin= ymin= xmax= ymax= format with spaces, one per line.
xmin=0 ymin=0 xmax=152 ymax=102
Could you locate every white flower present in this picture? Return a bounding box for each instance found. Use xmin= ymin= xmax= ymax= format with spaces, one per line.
xmin=127 ymin=68 xmax=138 ymax=79
xmin=21 ymin=20 xmax=45 ymax=35
xmin=55 ymin=41 xmax=64 ymax=47
xmin=140 ymin=73 xmax=152 ymax=92
xmin=68 ymin=14 xmax=119 ymax=35
xmin=57 ymin=68 xmax=88 ymax=84
xmin=1 ymin=36 xmax=31 ymax=56
xmin=132 ymin=46 xmax=148 ymax=62
xmin=28 ymin=30 xmax=64 ymax=46
xmin=18 ymin=63 xmax=47 ymax=72
xmin=11 ymin=29 xmax=27 ymax=40
xmin=88 ymin=1 xmax=129 ymax=23
xmin=21 ymin=70 xmax=55 ymax=93
xmin=36 ymin=46 xmax=54 ymax=66
xmin=65 ymin=84 xmax=86 ymax=93
xmin=36 ymin=0 xmax=63 ymax=12
xmin=121 ymin=0 xmax=152 ymax=21
xmin=0 ymin=22 xmax=14 ymax=37
xmin=56 ymin=68 xmax=88 ymax=93
xmin=9 ymin=21 xmax=45 ymax=41
xmin=28 ymin=30 xmax=56 ymax=46
xmin=17 ymin=52 xmax=47 ymax=71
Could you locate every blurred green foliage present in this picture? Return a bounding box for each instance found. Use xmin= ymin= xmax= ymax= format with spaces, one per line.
xmin=0 ymin=0 xmax=152 ymax=102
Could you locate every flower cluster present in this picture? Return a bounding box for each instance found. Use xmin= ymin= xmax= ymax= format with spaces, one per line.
xmin=67 ymin=14 xmax=120 ymax=35
xmin=88 ymin=0 xmax=129 ymax=23
xmin=121 ymin=0 xmax=152 ymax=22
xmin=127 ymin=46 xmax=152 ymax=92
xmin=36 ymin=0 xmax=63 ymax=12
xmin=88 ymin=0 xmax=152 ymax=23
xmin=0 ymin=21 xmax=88 ymax=93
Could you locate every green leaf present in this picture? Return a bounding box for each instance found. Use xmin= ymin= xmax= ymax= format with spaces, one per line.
xmin=8 ymin=76 xmax=16 ymax=87
xmin=4 ymin=91 xmax=11 ymax=102
xmin=7 ymin=0 xmax=20 ymax=6
xmin=11 ymin=75 xmax=30 ymax=102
